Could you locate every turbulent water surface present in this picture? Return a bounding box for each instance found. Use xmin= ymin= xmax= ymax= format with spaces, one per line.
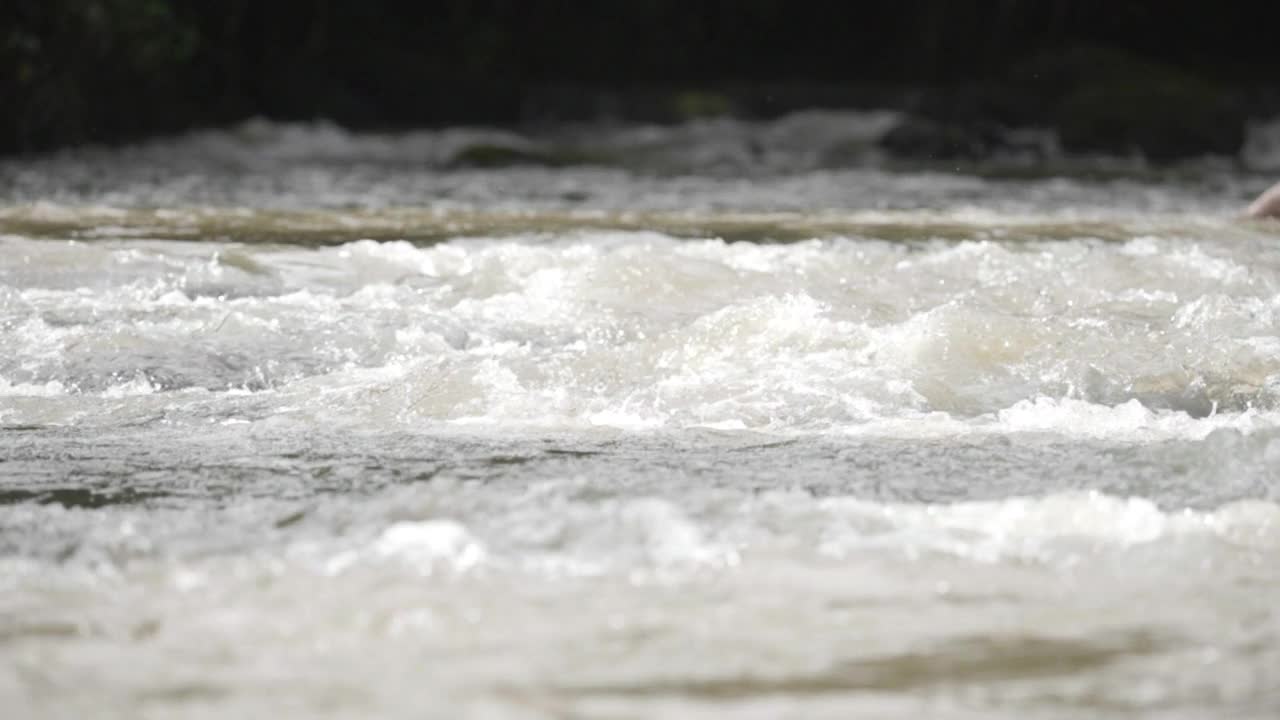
xmin=2 ymin=114 xmax=1280 ymax=719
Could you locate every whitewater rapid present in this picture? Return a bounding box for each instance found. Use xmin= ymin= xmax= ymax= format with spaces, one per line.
xmin=2 ymin=114 xmax=1279 ymax=718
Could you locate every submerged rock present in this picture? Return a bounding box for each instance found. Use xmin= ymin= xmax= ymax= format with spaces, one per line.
xmin=446 ymin=142 xmax=561 ymax=168
xmin=446 ymin=141 xmax=605 ymax=169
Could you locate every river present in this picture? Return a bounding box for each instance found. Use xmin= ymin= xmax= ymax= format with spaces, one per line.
xmin=2 ymin=112 xmax=1279 ymax=718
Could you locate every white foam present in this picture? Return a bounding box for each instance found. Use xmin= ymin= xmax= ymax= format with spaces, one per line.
xmin=6 ymin=231 xmax=1280 ymax=438
xmin=0 ymin=377 xmax=67 ymax=397
xmin=814 ymin=491 xmax=1280 ymax=563
xmin=370 ymin=520 xmax=487 ymax=575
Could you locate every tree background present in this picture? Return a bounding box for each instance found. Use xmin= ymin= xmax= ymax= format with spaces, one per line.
xmin=3 ymin=0 xmax=1279 ymax=156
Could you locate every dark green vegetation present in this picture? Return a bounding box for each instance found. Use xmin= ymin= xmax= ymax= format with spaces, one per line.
xmin=3 ymin=1 xmax=1279 ymax=159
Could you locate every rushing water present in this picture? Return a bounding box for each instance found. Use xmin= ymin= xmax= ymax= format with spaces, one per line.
xmin=2 ymin=113 xmax=1280 ymax=719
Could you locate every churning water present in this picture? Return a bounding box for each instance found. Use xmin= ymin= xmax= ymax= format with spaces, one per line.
xmin=2 ymin=113 xmax=1279 ymax=718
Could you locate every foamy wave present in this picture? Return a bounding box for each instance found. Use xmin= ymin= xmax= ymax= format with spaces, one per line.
xmin=8 ymin=481 xmax=1275 ymax=577
xmin=280 ymin=489 xmax=1278 ymax=581
xmin=806 ymin=491 xmax=1280 ymax=568
xmin=6 ymin=232 xmax=1280 ymax=438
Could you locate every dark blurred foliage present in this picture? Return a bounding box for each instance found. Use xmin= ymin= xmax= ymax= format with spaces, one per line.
xmin=3 ymin=0 xmax=1280 ymax=156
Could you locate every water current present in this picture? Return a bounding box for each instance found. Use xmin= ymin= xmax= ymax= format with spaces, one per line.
xmin=2 ymin=113 xmax=1279 ymax=718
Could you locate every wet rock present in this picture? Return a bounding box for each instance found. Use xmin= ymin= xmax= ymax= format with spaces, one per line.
xmin=1053 ymin=79 xmax=1243 ymax=161
xmin=878 ymin=48 xmax=1249 ymax=164
xmin=877 ymin=115 xmax=1054 ymax=164
xmin=878 ymin=115 xmax=1006 ymax=161
xmin=1011 ymin=48 xmax=1246 ymax=161
xmin=877 ymin=83 xmax=1055 ymax=163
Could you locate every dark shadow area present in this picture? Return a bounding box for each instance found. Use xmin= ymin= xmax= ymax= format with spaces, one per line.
xmin=4 ymin=1 xmax=1280 ymax=160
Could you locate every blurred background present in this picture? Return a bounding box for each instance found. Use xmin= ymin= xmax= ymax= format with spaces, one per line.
xmin=4 ymin=0 xmax=1280 ymax=163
